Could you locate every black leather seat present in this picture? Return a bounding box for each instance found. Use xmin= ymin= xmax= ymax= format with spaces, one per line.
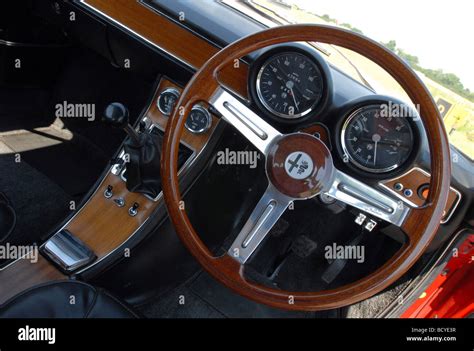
xmin=0 ymin=280 xmax=138 ymax=318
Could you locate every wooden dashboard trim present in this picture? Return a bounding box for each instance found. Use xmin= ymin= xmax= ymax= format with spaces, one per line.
xmin=81 ymin=0 xmax=250 ymax=99
xmin=380 ymin=167 xmax=461 ymax=223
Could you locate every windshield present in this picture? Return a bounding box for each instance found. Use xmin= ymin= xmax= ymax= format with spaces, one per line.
xmin=225 ymin=0 xmax=474 ymax=160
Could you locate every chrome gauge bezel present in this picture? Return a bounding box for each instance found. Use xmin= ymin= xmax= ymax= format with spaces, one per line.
xmin=157 ymin=88 xmax=180 ymax=116
xmin=185 ymin=105 xmax=212 ymax=134
xmin=255 ymin=51 xmax=324 ymax=120
xmin=340 ymin=105 xmax=415 ymax=174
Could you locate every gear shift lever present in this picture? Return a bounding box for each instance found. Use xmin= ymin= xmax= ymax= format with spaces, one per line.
xmin=103 ymin=102 xmax=142 ymax=146
xmin=103 ymin=102 xmax=162 ymax=199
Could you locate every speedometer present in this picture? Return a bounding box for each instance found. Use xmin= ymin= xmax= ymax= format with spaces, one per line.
xmin=341 ymin=105 xmax=415 ymax=173
xmin=256 ymin=52 xmax=324 ymax=119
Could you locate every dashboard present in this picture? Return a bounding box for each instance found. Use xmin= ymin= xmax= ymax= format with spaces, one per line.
xmin=75 ymin=0 xmax=471 ymax=243
xmin=0 ymin=0 xmax=471 ymax=310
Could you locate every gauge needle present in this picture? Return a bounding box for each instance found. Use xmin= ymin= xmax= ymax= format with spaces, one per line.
xmin=372 ymin=134 xmax=381 ymax=166
xmin=290 ymin=87 xmax=299 ymax=111
xmin=286 ymin=81 xmax=299 ymax=111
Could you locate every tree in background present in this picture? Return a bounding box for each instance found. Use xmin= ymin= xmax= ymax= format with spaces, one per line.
xmin=383 ymin=40 xmax=474 ymax=102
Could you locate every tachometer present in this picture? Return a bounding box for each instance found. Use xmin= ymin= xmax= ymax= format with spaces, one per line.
xmin=256 ymin=52 xmax=324 ymax=119
xmin=341 ymin=105 xmax=414 ymax=173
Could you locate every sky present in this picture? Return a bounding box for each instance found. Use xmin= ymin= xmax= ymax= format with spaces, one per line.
xmin=291 ymin=0 xmax=474 ymax=91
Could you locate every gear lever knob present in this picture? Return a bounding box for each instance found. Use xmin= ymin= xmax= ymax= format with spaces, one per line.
xmin=103 ymin=102 xmax=129 ymax=128
xmin=103 ymin=102 xmax=141 ymax=146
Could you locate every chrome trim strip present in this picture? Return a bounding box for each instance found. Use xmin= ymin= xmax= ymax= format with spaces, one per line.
xmin=0 ymin=248 xmax=37 ymax=272
xmin=78 ymin=0 xmax=195 ymax=70
xmin=442 ymin=187 xmax=462 ymax=224
xmin=41 ymin=230 xmax=96 ymax=272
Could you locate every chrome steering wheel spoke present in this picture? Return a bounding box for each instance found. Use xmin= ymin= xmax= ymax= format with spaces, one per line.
xmin=227 ymin=185 xmax=293 ymax=264
xmin=325 ymin=168 xmax=410 ymax=227
xmin=210 ymin=87 xmax=282 ymax=155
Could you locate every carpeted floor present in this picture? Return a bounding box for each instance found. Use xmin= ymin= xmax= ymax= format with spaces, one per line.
xmin=137 ymin=266 xmax=410 ymax=319
xmin=0 ymin=151 xmax=71 ymax=248
xmin=0 ymin=124 xmax=108 ymax=251
xmin=136 ymin=270 xmax=333 ymax=318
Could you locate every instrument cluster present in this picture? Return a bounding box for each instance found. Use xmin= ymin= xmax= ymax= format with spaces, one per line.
xmin=249 ymin=46 xmax=420 ymax=177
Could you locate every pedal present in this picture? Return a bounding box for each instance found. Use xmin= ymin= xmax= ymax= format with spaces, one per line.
xmin=354 ymin=212 xmax=378 ymax=232
xmin=291 ymin=235 xmax=318 ymax=258
xmin=322 ymin=231 xmax=365 ymax=284
xmin=266 ymin=235 xmax=317 ymax=279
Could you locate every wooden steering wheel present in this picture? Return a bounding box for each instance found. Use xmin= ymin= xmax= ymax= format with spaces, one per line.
xmin=161 ymin=25 xmax=451 ymax=311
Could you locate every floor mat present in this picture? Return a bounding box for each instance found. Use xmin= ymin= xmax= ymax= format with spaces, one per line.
xmin=0 ymin=123 xmax=107 ymax=253
xmin=137 ymin=270 xmax=325 ymax=318
xmin=0 ymin=124 xmax=107 ymax=197
xmin=188 ymin=271 xmax=318 ymax=318
xmin=0 ymin=152 xmax=71 ymax=249
xmin=138 ymin=284 xmax=225 ymax=319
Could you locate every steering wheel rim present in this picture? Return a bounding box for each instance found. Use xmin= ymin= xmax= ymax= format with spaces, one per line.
xmin=161 ymin=24 xmax=451 ymax=311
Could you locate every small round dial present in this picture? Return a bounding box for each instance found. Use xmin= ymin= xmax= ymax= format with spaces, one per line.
xmin=185 ymin=106 xmax=211 ymax=134
xmin=256 ymin=52 xmax=324 ymax=119
xmin=341 ymin=105 xmax=415 ymax=173
xmin=157 ymin=88 xmax=180 ymax=116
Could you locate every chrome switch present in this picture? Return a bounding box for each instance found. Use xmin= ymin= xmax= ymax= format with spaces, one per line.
xmin=129 ymin=202 xmax=139 ymax=217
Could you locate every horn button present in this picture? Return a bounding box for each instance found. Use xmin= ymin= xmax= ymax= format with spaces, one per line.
xmin=266 ymin=133 xmax=334 ymax=199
